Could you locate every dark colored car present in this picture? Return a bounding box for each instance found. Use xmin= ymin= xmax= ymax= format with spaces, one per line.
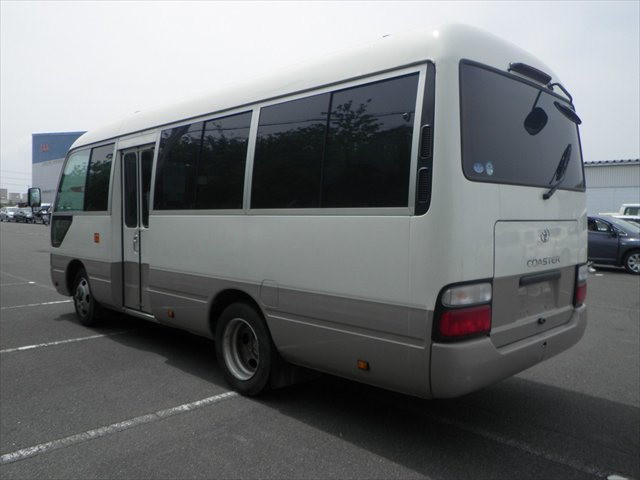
xmin=588 ymin=215 xmax=640 ymax=274
xmin=14 ymin=207 xmax=35 ymax=223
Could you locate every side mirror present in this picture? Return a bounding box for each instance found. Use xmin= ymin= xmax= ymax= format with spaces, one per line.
xmin=28 ymin=187 xmax=41 ymax=208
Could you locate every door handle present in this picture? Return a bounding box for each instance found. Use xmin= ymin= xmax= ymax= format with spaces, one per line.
xmin=133 ymin=232 xmax=139 ymax=253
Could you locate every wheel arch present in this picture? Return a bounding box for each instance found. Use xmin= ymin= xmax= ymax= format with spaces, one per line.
xmin=66 ymin=259 xmax=86 ymax=295
xmin=209 ymin=289 xmax=266 ymax=338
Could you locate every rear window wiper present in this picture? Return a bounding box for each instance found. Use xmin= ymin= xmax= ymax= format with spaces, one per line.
xmin=543 ymin=144 xmax=572 ymax=200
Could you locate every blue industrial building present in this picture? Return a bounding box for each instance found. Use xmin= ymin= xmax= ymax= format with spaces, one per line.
xmin=32 ymin=131 xmax=85 ymax=204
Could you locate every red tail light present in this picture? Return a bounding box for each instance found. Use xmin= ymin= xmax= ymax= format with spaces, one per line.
xmin=574 ymin=283 xmax=587 ymax=306
xmin=435 ymin=282 xmax=492 ymax=341
xmin=574 ymin=264 xmax=588 ymax=307
xmin=438 ymin=305 xmax=492 ymax=338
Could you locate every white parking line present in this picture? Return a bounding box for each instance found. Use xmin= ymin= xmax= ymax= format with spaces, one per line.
xmin=0 ymin=391 xmax=238 ymax=464
xmin=0 ymin=330 xmax=136 ymax=354
xmin=0 ymin=300 xmax=73 ymax=311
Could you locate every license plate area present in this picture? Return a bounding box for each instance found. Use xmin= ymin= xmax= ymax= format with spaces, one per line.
xmin=491 ymin=266 xmax=574 ymax=348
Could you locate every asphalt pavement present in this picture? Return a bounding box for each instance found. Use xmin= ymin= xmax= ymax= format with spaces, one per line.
xmin=1 ymin=220 xmax=638 ymax=479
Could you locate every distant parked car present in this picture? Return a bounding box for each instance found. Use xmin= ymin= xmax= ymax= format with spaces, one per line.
xmin=14 ymin=207 xmax=35 ymax=223
xmin=619 ymin=203 xmax=640 ymax=216
xmin=34 ymin=204 xmax=51 ymax=225
xmin=0 ymin=206 xmax=19 ymax=222
xmin=598 ymin=203 xmax=640 ymax=225
xmin=588 ymin=215 xmax=640 ymax=274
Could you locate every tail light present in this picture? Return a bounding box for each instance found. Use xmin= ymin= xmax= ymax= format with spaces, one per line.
xmin=434 ymin=282 xmax=492 ymax=341
xmin=574 ymin=264 xmax=588 ymax=307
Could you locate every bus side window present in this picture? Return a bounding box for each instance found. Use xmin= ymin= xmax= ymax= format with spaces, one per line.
xmin=197 ymin=112 xmax=251 ymax=209
xmin=323 ymin=74 xmax=418 ymax=208
xmin=56 ymin=144 xmax=114 ymax=212
xmin=141 ymin=149 xmax=153 ymax=226
xmin=155 ymin=111 xmax=251 ymax=211
xmin=252 ymin=93 xmax=329 ymax=209
xmin=251 ymin=73 xmax=419 ymax=209
xmin=56 ymin=150 xmax=91 ymax=211
xmin=155 ymin=122 xmax=202 ymax=210
xmin=123 ymin=153 xmax=138 ymax=228
xmin=84 ymin=144 xmax=114 ymax=211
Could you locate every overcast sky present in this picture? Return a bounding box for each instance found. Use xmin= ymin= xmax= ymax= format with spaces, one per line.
xmin=1 ymin=0 xmax=638 ymax=192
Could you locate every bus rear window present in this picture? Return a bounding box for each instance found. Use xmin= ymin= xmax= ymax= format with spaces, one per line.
xmin=460 ymin=61 xmax=584 ymax=191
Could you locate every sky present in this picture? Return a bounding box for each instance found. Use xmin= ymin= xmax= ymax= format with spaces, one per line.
xmin=1 ymin=0 xmax=639 ymax=193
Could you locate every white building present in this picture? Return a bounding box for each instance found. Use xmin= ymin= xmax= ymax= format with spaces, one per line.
xmin=584 ymin=159 xmax=640 ymax=214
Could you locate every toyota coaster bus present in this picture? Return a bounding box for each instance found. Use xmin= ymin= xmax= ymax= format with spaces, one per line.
xmin=31 ymin=24 xmax=588 ymax=398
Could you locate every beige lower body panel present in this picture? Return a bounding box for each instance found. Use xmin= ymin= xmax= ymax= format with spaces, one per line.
xmin=147 ymin=268 xmax=433 ymax=397
xmin=430 ymin=305 xmax=587 ymax=398
xmin=50 ymin=254 xmax=122 ymax=310
xmin=266 ymin=307 xmax=432 ymax=398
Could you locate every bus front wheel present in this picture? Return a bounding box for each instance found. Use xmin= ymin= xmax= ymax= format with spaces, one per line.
xmin=72 ymin=268 xmax=103 ymax=326
xmin=215 ymin=303 xmax=275 ymax=396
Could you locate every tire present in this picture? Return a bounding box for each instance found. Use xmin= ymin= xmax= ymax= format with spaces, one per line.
xmin=72 ymin=268 xmax=103 ymax=326
xmin=215 ymin=303 xmax=277 ymax=396
xmin=623 ymin=250 xmax=640 ymax=275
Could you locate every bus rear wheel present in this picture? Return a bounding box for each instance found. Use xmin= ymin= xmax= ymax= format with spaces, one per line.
xmin=215 ymin=303 xmax=275 ymax=396
xmin=72 ymin=268 xmax=103 ymax=326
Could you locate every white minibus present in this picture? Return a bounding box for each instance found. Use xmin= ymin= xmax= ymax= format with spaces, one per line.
xmin=33 ymin=24 xmax=588 ymax=398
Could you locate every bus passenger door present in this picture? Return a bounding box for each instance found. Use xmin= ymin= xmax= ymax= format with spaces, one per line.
xmin=121 ymin=146 xmax=154 ymax=313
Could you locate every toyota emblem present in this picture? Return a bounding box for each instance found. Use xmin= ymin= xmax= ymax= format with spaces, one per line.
xmin=539 ymin=228 xmax=551 ymax=243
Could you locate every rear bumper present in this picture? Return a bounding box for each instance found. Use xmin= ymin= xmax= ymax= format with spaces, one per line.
xmin=430 ymin=304 xmax=587 ymax=398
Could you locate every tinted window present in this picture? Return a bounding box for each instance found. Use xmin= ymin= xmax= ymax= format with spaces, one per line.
xmin=608 ymin=217 xmax=640 ymax=235
xmin=84 ymin=144 xmax=114 ymax=211
xmin=460 ymin=62 xmax=584 ymax=190
xmin=197 ymin=112 xmax=251 ymax=209
xmin=155 ymin=112 xmax=251 ymax=210
xmin=123 ymin=153 xmax=138 ymax=228
xmin=252 ymin=93 xmax=329 ymax=208
xmin=155 ymin=122 xmax=203 ymax=209
xmin=251 ymin=74 xmax=419 ymax=209
xmin=141 ymin=149 xmax=153 ymax=226
xmin=55 ymin=149 xmax=90 ymax=211
xmin=323 ymin=74 xmax=418 ymax=207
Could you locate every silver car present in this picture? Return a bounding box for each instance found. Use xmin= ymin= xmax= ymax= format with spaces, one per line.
xmin=0 ymin=206 xmax=19 ymax=222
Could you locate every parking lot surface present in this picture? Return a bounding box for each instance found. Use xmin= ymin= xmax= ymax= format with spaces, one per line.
xmin=1 ymin=221 xmax=638 ymax=479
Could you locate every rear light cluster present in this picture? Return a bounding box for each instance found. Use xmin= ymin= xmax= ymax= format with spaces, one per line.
xmin=574 ymin=264 xmax=588 ymax=307
xmin=435 ymin=282 xmax=492 ymax=341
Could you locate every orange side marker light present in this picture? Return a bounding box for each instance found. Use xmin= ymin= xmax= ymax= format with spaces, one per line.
xmin=357 ymin=359 xmax=370 ymax=371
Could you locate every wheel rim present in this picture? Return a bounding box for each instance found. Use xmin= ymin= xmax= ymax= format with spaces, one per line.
xmin=74 ymin=277 xmax=91 ymax=318
xmin=627 ymin=253 xmax=640 ymax=273
xmin=222 ymin=318 xmax=259 ymax=381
